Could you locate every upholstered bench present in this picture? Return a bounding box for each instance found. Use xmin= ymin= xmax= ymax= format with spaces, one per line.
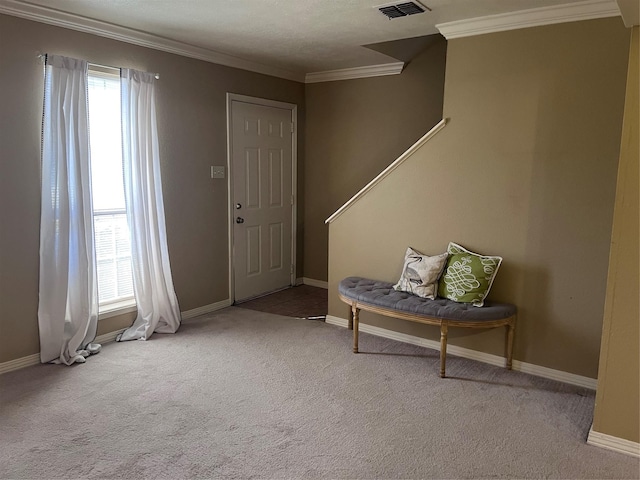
xmin=338 ymin=276 xmax=517 ymax=378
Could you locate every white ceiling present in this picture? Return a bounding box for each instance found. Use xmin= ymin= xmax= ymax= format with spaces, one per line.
xmin=4 ymin=0 xmax=607 ymax=77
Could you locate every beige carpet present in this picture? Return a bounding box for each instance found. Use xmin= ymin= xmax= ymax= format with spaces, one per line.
xmin=1 ymin=307 xmax=638 ymax=479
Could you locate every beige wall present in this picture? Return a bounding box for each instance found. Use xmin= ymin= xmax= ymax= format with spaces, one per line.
xmin=592 ymin=26 xmax=639 ymax=443
xmin=327 ymin=18 xmax=630 ymax=378
xmin=304 ymin=37 xmax=447 ymax=282
xmin=0 ymin=14 xmax=305 ymax=363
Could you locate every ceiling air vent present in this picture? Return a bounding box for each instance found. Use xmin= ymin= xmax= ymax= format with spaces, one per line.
xmin=377 ymin=1 xmax=430 ymax=20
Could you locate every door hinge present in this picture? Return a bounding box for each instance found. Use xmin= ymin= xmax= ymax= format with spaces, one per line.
xmin=290 ymin=122 xmax=295 ymax=133
xmin=290 ymin=264 xmax=294 ymax=274
xmin=290 ymin=195 xmax=295 ymax=205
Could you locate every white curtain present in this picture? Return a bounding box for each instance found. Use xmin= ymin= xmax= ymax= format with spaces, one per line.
xmin=117 ymin=68 xmax=181 ymax=341
xmin=38 ymin=55 xmax=100 ymax=365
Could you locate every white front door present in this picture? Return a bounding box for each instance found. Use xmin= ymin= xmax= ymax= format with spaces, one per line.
xmin=229 ymin=98 xmax=295 ymax=302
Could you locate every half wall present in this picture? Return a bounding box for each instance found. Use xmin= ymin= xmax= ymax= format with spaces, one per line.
xmin=327 ymin=18 xmax=630 ymax=378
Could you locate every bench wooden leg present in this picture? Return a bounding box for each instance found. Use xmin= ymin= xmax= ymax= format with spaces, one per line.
xmin=352 ymin=306 xmax=360 ymax=353
xmin=506 ymin=317 xmax=516 ymax=370
xmin=348 ymin=305 xmax=353 ymax=330
xmin=440 ymin=323 xmax=448 ymax=378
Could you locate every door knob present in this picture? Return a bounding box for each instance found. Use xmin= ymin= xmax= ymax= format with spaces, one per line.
xmin=236 ymin=217 xmax=244 ymax=224
xmin=236 ymin=203 xmax=242 ymax=209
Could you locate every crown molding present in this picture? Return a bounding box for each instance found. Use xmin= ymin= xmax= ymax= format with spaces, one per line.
xmin=436 ymin=0 xmax=621 ymax=39
xmin=305 ymin=62 xmax=405 ymax=84
xmin=615 ymin=0 xmax=639 ymax=27
xmin=0 ymin=0 xmax=305 ymax=82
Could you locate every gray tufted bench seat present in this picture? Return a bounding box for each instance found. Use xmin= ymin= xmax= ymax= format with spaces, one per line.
xmin=338 ymin=276 xmax=517 ymax=377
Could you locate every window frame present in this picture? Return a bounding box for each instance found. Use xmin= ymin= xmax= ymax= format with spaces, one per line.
xmin=87 ymin=64 xmax=136 ymax=318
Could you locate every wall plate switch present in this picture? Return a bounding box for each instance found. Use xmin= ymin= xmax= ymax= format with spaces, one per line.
xmin=212 ymin=166 xmax=225 ymax=179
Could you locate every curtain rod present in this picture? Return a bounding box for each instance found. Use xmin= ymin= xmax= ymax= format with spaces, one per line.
xmin=36 ymin=54 xmax=160 ymax=79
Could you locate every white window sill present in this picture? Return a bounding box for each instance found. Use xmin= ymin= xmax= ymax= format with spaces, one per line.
xmin=99 ymin=299 xmax=137 ymax=320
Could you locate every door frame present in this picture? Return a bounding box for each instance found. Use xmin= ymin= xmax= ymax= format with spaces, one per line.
xmin=226 ymin=93 xmax=298 ymax=303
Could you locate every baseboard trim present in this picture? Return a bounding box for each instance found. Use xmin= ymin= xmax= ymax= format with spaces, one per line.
xmin=325 ymin=315 xmax=597 ymax=389
xmin=510 ymin=358 xmax=596 ymax=388
xmin=95 ymin=329 xmax=126 ymax=345
xmin=302 ymin=278 xmax=328 ymax=289
xmin=0 ymin=328 xmax=127 ymax=375
xmin=0 ymin=353 xmax=41 ymax=375
xmin=181 ymin=299 xmax=233 ymax=320
xmin=588 ymin=429 xmax=640 ymax=458
xmin=0 ymin=301 xmax=232 ymax=374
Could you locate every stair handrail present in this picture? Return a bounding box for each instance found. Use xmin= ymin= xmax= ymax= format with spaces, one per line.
xmin=325 ymin=118 xmax=448 ymax=224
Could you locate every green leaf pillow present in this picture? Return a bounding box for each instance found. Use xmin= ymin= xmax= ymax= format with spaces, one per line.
xmin=438 ymin=242 xmax=502 ymax=307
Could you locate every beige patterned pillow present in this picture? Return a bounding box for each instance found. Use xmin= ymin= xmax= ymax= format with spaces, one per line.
xmin=393 ymin=247 xmax=449 ymax=299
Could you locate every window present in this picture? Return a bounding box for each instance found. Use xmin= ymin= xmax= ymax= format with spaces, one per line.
xmin=87 ymin=67 xmax=134 ymax=312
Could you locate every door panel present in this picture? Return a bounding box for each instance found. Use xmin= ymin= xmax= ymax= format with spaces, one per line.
xmin=231 ymin=100 xmax=293 ymax=301
xmin=246 ymin=225 xmax=261 ymax=276
xmin=269 ymin=149 xmax=283 ymax=207
xmin=245 ymin=148 xmax=260 ymax=208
